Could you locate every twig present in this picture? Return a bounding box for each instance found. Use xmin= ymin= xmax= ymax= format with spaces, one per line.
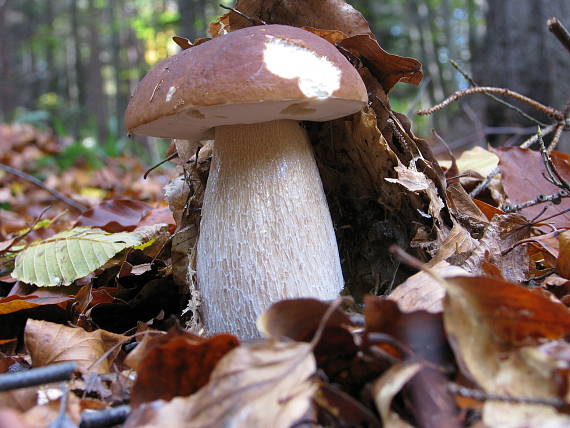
xmin=448 ymin=383 xmax=566 ymax=408
xmin=502 ymin=189 xmax=569 ymax=213
xmin=0 ymin=362 xmax=77 ymax=392
xmin=520 ymin=123 xmax=557 ymax=148
xmin=0 ymin=163 xmax=87 ymax=213
xmin=143 ymin=151 xmax=178 ymax=179
xmin=417 ymin=87 xmax=565 ymax=121
xmin=547 ymin=122 xmax=565 ymax=154
xmin=80 ymin=405 xmax=131 ymax=428
xmin=547 ymin=17 xmax=570 ymax=54
xmin=469 ymin=166 xmax=500 ymax=198
xmin=450 ymin=60 xmax=548 ymax=127
xmin=219 ymin=4 xmax=267 ymax=25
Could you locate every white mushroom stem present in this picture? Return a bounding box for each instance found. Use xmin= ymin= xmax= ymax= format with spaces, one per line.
xmin=197 ymin=119 xmax=343 ymax=338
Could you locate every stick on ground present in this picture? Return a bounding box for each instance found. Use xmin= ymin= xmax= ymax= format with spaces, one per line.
xmin=0 ymin=362 xmax=77 ymax=392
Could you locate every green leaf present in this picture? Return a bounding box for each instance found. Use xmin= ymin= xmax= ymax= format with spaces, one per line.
xmin=11 ymin=226 xmax=162 ymax=287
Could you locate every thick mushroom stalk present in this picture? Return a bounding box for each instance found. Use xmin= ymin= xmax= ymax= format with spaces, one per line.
xmin=197 ymin=120 xmax=343 ymax=338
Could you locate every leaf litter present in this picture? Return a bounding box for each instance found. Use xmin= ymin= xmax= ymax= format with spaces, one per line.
xmin=0 ymin=0 xmax=570 ymax=427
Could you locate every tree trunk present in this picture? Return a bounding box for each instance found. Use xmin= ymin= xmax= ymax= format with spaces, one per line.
xmin=475 ymin=0 xmax=570 ymax=150
xmin=0 ymin=0 xmax=10 ymax=120
xmin=86 ymin=0 xmax=108 ymax=144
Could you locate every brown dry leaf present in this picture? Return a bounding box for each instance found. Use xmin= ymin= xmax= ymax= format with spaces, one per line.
xmin=339 ymin=35 xmax=423 ymax=92
xmin=0 ymin=296 xmax=71 ymax=315
xmin=130 ymin=329 xmax=239 ymax=407
xmin=24 ymin=319 xmax=126 ymax=373
xmin=438 ymin=146 xmax=499 ymax=178
xmin=462 ymin=213 xmax=530 ymax=283
xmin=232 ymin=0 xmax=372 ymax=37
xmin=257 ymin=298 xmax=354 ymax=340
xmin=74 ymin=199 xmax=152 ymax=232
xmin=472 ymin=199 xmax=504 ymax=221
xmin=493 ymin=147 xmax=570 ymax=228
xmin=365 ymin=296 xmax=452 ymax=367
xmin=446 ymin=183 xmax=488 ymax=237
xmin=388 ymin=260 xmax=470 ymax=313
xmin=558 ymin=230 xmax=570 ymax=279
xmin=125 ymin=340 xmax=317 ymax=428
xmin=372 ymin=361 xmax=420 ymax=428
xmin=443 ymin=275 xmax=570 ymax=426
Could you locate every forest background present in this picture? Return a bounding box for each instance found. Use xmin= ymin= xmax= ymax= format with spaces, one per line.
xmin=0 ymin=0 xmax=569 ymax=171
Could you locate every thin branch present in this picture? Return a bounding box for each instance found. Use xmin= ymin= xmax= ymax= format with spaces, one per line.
xmin=502 ymin=189 xmax=569 ymax=213
xmin=520 ymin=123 xmax=557 ymax=148
xmin=448 ymin=383 xmax=566 ymax=408
xmin=547 ymin=122 xmax=565 ymax=154
xmin=417 ymin=87 xmax=565 ymax=121
xmin=0 ymin=362 xmax=77 ymax=392
xmin=80 ymin=405 xmax=131 ymax=428
xmin=450 ymin=59 xmax=548 ymax=127
xmin=143 ymin=151 xmax=178 ymax=179
xmin=469 ymin=166 xmax=500 ymax=198
xmin=0 ymin=163 xmax=87 ymax=213
xmin=547 ymin=17 xmax=570 ymax=54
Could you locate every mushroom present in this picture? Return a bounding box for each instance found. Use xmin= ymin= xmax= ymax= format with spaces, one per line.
xmin=125 ymin=24 xmax=367 ymax=338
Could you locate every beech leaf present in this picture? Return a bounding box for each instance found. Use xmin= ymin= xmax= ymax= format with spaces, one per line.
xmin=11 ymin=225 xmax=163 ymax=287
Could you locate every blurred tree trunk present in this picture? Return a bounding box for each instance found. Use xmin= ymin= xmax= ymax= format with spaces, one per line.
xmin=178 ymin=0 xmax=196 ymax=39
xmin=0 ymin=0 xmax=10 ymax=120
xmin=86 ymin=0 xmax=108 ymax=143
xmin=71 ymin=0 xmax=85 ymax=139
xmin=475 ymin=0 xmax=570 ymax=150
xmin=108 ymin=0 xmax=128 ymax=136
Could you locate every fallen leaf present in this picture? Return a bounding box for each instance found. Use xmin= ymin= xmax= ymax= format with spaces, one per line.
xmin=257 ymin=298 xmax=354 ymax=341
xmin=0 ymin=295 xmax=71 ymax=315
xmin=493 ymin=147 xmax=570 ymax=228
xmin=558 ymin=230 xmax=570 ymax=279
xmin=24 ymin=319 xmax=126 ymax=373
xmin=75 ymin=199 xmax=152 ymax=232
xmin=438 ymin=146 xmax=499 ymax=177
xmin=12 ymin=225 xmax=163 ymax=287
xmin=125 ymin=340 xmax=317 ymax=428
xmin=130 ymin=329 xmax=239 ymax=407
xmin=372 ymin=361 xmax=420 ymax=428
xmin=232 ymin=0 xmax=372 ymax=37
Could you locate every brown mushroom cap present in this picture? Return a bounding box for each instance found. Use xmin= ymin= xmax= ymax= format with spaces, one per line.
xmin=125 ymin=24 xmax=368 ymax=140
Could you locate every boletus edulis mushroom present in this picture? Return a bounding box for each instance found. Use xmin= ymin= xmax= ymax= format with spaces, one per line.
xmin=125 ymin=24 xmax=367 ymax=338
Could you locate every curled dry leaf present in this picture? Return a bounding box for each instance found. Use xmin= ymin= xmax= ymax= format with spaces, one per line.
xmin=24 ymin=319 xmax=126 ymax=373
xmin=0 ymin=295 xmax=71 ymax=316
xmin=461 ymin=213 xmax=530 ymax=283
xmin=125 ymin=340 xmax=317 ymax=428
xmin=232 ymin=0 xmax=372 ymax=37
xmin=74 ymin=199 xmax=152 ymax=233
xmin=129 ymin=329 xmax=239 ymax=407
xmin=372 ymin=361 xmax=420 ymax=428
xmin=558 ymin=230 xmax=570 ymax=279
xmin=338 ymin=35 xmax=423 ymax=92
xmin=257 ymin=298 xmax=354 ymax=341
xmin=443 ymin=275 xmax=570 ymax=426
xmin=388 ymin=260 xmax=470 ymax=313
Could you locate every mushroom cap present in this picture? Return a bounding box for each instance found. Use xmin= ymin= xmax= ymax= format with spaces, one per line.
xmin=125 ymin=24 xmax=368 ymax=140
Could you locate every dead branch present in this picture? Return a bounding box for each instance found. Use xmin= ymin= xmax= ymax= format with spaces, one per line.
xmin=0 ymin=163 xmax=87 ymax=213
xmin=547 ymin=17 xmax=570 ymax=54
xmin=450 ymin=60 xmax=548 ymax=127
xmin=80 ymin=405 xmax=131 ymax=428
xmin=502 ymin=189 xmax=568 ymax=213
xmin=448 ymin=383 xmax=566 ymax=408
xmin=417 ymin=87 xmax=565 ymax=122
xmin=0 ymin=362 xmax=77 ymax=391
xmin=469 ymin=166 xmax=500 ymax=199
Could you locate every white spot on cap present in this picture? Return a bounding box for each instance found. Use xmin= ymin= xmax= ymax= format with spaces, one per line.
xmin=263 ymin=36 xmax=341 ymax=99
xmin=166 ymin=86 xmax=176 ymax=102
